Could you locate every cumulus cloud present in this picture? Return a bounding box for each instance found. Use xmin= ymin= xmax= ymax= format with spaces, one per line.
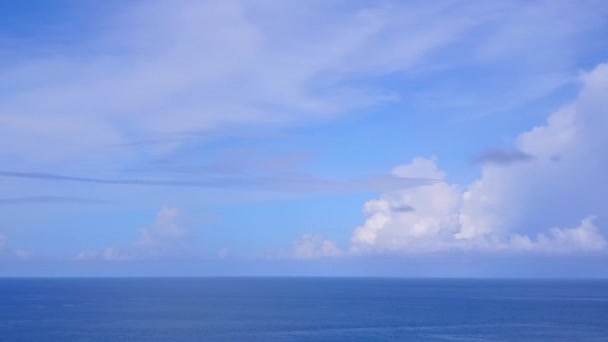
xmin=352 ymin=158 xmax=463 ymax=253
xmin=77 ymin=206 xmax=190 ymax=261
xmin=292 ymin=234 xmax=342 ymax=260
xmin=351 ymin=62 xmax=608 ymax=255
xmin=509 ymin=217 xmax=607 ymax=253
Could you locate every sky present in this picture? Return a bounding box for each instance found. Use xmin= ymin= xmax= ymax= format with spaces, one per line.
xmin=1 ymin=0 xmax=608 ymax=277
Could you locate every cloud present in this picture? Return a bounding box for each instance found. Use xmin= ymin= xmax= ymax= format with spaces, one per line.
xmin=473 ymin=148 xmax=534 ymax=166
xmin=0 ymin=196 xmax=111 ymax=205
xmin=350 ymin=62 xmax=608 ymax=255
xmin=1 ymin=0 xmax=607 ymax=165
xmin=510 ymin=216 xmax=607 ymax=253
xmin=352 ymin=158 xmax=463 ymax=253
xmin=292 ymin=234 xmax=342 ymax=260
xmin=0 ymin=0 xmax=452 ymax=162
xmin=136 ymin=207 xmax=186 ymax=247
xmin=4 ymin=1 xmax=608 ymax=268
xmin=0 ymin=170 xmax=433 ymax=193
xmin=77 ymin=207 xmax=190 ymax=261
xmin=0 ymin=231 xmax=31 ymax=260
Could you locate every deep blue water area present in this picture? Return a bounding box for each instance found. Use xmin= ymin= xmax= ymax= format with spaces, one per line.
xmin=1 ymin=278 xmax=607 ymax=341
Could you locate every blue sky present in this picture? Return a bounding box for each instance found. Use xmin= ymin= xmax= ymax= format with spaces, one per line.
xmin=1 ymin=0 xmax=608 ymax=276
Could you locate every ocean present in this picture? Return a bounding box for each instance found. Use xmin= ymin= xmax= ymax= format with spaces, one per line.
xmin=0 ymin=278 xmax=607 ymax=341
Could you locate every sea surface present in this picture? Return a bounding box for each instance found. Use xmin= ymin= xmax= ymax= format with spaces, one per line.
xmin=0 ymin=278 xmax=607 ymax=341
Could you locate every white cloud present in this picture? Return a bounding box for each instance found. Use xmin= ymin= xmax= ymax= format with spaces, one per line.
xmin=77 ymin=206 xmax=190 ymax=261
xmin=292 ymin=234 xmax=342 ymax=260
xmin=351 ymin=62 xmax=608 ymax=255
xmin=136 ymin=207 xmax=186 ymax=247
xmin=352 ymin=158 xmax=463 ymax=252
xmin=510 ymin=216 xmax=607 ymax=253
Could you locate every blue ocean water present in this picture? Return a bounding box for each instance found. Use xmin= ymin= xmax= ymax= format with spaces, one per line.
xmin=0 ymin=278 xmax=607 ymax=341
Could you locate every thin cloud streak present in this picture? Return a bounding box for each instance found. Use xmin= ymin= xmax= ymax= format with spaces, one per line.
xmin=0 ymin=196 xmax=112 ymax=205
xmin=0 ymin=171 xmax=436 ymax=193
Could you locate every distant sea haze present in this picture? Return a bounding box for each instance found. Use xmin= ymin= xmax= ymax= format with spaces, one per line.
xmin=1 ymin=278 xmax=607 ymax=341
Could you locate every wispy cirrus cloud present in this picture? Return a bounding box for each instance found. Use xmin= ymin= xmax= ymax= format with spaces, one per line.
xmin=0 ymin=196 xmax=112 ymax=205
xmin=2 ymin=0 xmax=606 ymax=164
